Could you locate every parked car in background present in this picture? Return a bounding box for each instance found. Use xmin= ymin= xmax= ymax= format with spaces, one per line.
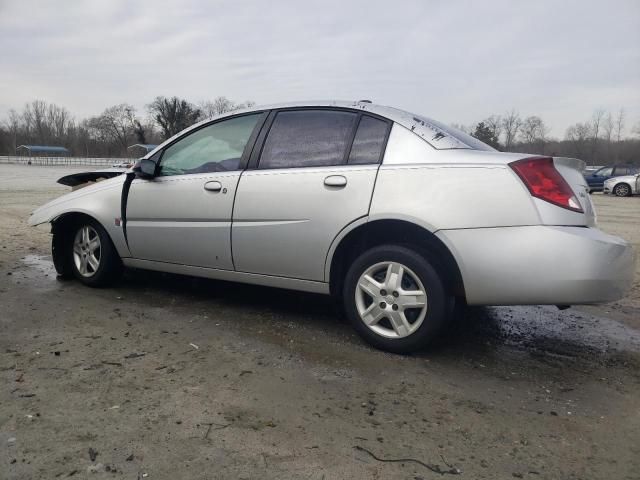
xmin=28 ymin=101 xmax=636 ymax=353
xmin=584 ymin=165 xmax=640 ymax=192
xmin=603 ymin=173 xmax=640 ymax=197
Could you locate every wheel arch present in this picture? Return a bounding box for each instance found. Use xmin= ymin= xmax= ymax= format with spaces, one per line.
xmin=50 ymin=212 xmax=120 ymax=274
xmin=327 ymin=218 xmax=466 ymax=300
xmin=51 ymin=211 xmax=107 ymax=235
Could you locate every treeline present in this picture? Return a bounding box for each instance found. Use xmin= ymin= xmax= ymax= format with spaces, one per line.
xmin=457 ymin=108 xmax=640 ymax=165
xmin=1 ymin=99 xmax=639 ymax=164
xmin=0 ymin=96 xmax=255 ymax=158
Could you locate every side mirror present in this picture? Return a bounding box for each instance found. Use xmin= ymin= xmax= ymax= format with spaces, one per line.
xmin=133 ymin=159 xmax=157 ymax=179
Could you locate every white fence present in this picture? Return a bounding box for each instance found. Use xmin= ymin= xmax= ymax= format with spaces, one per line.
xmin=0 ymin=155 xmax=126 ymax=167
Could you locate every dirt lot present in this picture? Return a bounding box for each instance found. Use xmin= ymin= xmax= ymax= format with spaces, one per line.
xmin=1 ymin=164 xmax=639 ymax=480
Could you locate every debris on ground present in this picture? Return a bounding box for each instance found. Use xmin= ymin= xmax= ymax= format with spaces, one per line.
xmin=124 ymin=352 xmax=146 ymax=359
xmin=88 ymin=447 xmax=98 ymax=462
xmin=87 ymin=463 xmax=104 ymax=474
xmin=354 ymin=445 xmax=462 ymax=475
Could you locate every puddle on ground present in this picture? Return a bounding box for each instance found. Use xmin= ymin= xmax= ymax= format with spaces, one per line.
xmin=13 ymin=254 xmax=59 ymax=288
xmin=447 ymin=305 xmax=640 ymax=366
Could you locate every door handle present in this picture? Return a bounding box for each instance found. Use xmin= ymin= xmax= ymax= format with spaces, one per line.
xmin=324 ymin=175 xmax=347 ymax=187
xmin=204 ymin=181 xmax=222 ymax=192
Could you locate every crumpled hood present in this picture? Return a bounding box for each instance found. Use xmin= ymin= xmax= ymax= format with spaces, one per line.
xmin=28 ymin=175 xmax=125 ymax=226
xmin=57 ymin=167 xmax=128 ymax=187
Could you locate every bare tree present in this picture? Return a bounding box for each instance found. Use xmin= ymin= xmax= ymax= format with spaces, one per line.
xmin=133 ymin=120 xmax=147 ymax=144
xmin=199 ymin=97 xmax=256 ymax=120
xmin=99 ymin=104 xmax=137 ymax=150
xmin=615 ymin=108 xmax=625 ymax=142
xmin=5 ymin=109 xmax=20 ymax=152
xmin=520 ymin=116 xmax=548 ymax=144
xmin=501 ymin=109 xmax=521 ymax=151
xmin=148 ymin=96 xmax=202 ymax=139
xmin=47 ymin=104 xmax=73 ymax=139
xmin=602 ymin=112 xmax=614 ymax=159
xmin=602 ymin=112 xmax=614 ymax=143
xmin=235 ymin=100 xmax=256 ymax=110
xmin=198 ymin=96 xmax=235 ymax=120
xmin=213 ymin=96 xmax=235 ymax=115
xmin=565 ymin=122 xmax=592 ymax=160
xmin=590 ymin=109 xmax=605 ymax=161
xmin=17 ymin=100 xmax=75 ymax=146
xmin=23 ymin=100 xmax=49 ymax=143
xmin=483 ymin=115 xmax=502 ymax=147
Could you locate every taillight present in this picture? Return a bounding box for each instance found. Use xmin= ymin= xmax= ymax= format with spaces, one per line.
xmin=510 ymin=157 xmax=583 ymax=213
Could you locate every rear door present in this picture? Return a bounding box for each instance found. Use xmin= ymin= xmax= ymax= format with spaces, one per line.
xmin=232 ymin=109 xmax=391 ymax=281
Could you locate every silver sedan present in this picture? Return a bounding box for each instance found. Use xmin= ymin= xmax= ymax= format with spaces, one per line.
xmin=29 ymin=101 xmax=636 ymax=353
xmin=603 ymin=173 xmax=640 ymax=196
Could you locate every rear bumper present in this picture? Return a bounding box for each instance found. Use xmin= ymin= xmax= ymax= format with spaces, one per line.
xmin=437 ymin=226 xmax=635 ymax=306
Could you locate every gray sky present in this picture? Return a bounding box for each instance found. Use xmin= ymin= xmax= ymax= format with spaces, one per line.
xmin=1 ymin=0 xmax=638 ymax=137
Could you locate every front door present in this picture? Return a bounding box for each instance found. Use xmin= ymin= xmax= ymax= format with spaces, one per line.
xmin=126 ymin=113 xmax=264 ymax=269
xmin=232 ymin=109 xmax=391 ymax=281
xmin=588 ymin=166 xmax=613 ymax=189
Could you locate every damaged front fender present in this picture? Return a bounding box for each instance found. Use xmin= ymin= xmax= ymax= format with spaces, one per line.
xmin=28 ymin=175 xmax=131 ymax=258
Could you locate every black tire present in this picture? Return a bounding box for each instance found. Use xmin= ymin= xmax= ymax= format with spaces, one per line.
xmin=343 ymin=245 xmax=450 ymax=354
xmin=67 ymin=218 xmax=122 ymax=287
xmin=613 ymin=183 xmax=631 ymax=197
xmin=51 ymin=229 xmax=73 ymax=279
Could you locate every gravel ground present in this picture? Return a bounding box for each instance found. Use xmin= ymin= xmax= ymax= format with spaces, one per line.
xmin=1 ymin=164 xmax=639 ymax=480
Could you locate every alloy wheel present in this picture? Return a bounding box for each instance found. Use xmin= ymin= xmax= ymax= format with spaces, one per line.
xmin=614 ymin=184 xmax=630 ymax=197
xmin=73 ymin=225 xmax=101 ymax=277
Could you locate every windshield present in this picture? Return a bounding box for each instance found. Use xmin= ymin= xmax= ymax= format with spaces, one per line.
xmin=594 ymin=167 xmax=613 ymax=177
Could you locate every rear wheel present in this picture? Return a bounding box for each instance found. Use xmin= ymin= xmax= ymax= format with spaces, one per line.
xmin=343 ymin=245 xmax=449 ymax=353
xmin=68 ymin=219 xmax=122 ymax=287
xmin=614 ymin=183 xmax=631 ymax=197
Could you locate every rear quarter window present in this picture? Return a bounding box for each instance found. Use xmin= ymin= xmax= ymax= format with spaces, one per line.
xmin=348 ymin=115 xmax=389 ymax=165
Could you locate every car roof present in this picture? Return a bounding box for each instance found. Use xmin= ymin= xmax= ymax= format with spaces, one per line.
xmin=146 ymin=100 xmax=486 ymax=158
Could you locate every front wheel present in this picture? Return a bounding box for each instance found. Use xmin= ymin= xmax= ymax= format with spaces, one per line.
xmin=613 ymin=183 xmax=631 ymax=197
xmin=68 ymin=219 xmax=122 ymax=287
xmin=343 ymin=245 xmax=449 ymax=353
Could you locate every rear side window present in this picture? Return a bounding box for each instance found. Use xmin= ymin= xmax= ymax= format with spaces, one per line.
xmin=615 ymin=167 xmax=629 ymax=176
xmin=259 ymin=110 xmax=357 ymax=169
xmin=348 ymin=115 xmax=389 ymax=165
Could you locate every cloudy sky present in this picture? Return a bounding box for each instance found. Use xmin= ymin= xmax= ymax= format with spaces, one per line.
xmin=0 ymin=0 xmax=638 ymax=137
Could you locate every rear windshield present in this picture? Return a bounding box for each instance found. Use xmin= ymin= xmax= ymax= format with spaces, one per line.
xmin=414 ymin=115 xmax=496 ymax=152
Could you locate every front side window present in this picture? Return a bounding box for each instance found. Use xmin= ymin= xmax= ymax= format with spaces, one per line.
xmin=259 ymin=110 xmax=358 ymax=169
xmin=348 ymin=115 xmax=389 ymax=165
xmin=595 ymin=167 xmax=613 ymax=177
xmin=159 ymin=114 xmax=261 ymax=176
